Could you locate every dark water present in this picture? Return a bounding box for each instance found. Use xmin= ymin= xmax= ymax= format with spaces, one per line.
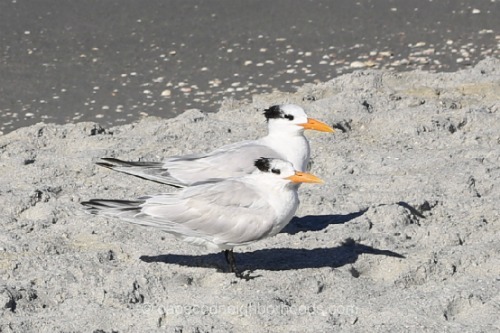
xmin=0 ymin=0 xmax=498 ymax=134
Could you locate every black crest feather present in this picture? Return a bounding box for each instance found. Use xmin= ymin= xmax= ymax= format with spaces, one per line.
xmin=254 ymin=157 xmax=271 ymax=172
xmin=263 ymin=105 xmax=283 ymax=121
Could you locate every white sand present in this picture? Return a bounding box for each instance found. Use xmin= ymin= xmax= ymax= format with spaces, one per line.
xmin=1 ymin=58 xmax=499 ymax=332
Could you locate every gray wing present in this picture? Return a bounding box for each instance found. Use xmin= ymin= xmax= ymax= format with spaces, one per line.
xmin=164 ymin=141 xmax=283 ymax=186
xmin=99 ymin=140 xmax=283 ymax=187
xmin=135 ymin=180 xmax=278 ymax=246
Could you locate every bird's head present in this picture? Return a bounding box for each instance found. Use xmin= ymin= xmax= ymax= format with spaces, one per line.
xmin=263 ymin=104 xmax=334 ymax=134
xmin=254 ymin=157 xmax=323 ymax=184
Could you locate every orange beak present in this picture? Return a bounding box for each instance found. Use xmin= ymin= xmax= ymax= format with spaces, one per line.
xmin=286 ymin=171 xmax=324 ymax=184
xmin=298 ymin=118 xmax=334 ymax=132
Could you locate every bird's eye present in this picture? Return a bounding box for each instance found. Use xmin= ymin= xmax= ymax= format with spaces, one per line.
xmin=271 ymin=168 xmax=281 ymax=175
xmin=284 ymin=114 xmax=294 ymax=121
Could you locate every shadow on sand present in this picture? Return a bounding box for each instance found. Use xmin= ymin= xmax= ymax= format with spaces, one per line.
xmin=140 ymin=238 xmax=405 ymax=273
xmin=280 ymin=209 xmax=368 ymax=235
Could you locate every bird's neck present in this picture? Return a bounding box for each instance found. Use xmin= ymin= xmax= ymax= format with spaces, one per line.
xmin=263 ymin=131 xmax=310 ymax=172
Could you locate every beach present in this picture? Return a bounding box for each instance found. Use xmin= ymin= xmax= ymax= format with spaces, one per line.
xmin=1 ymin=58 xmax=499 ymax=332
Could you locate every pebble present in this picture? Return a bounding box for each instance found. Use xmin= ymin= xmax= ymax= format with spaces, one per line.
xmin=350 ymin=61 xmax=366 ymax=68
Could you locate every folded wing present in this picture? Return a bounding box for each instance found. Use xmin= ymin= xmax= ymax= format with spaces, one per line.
xmin=99 ymin=141 xmax=282 ymax=187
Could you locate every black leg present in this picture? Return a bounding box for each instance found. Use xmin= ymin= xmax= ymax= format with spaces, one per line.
xmin=223 ymin=249 xmax=238 ymax=274
xmin=223 ymin=249 xmax=259 ymax=280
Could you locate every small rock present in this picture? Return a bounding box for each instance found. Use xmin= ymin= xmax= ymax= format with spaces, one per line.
xmin=350 ymin=61 xmax=366 ymax=68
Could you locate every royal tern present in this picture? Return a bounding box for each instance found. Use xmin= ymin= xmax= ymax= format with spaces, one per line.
xmin=97 ymin=104 xmax=333 ymax=187
xmin=82 ymin=157 xmax=323 ymax=277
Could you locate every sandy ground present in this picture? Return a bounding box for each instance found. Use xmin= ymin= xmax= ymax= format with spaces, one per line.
xmin=1 ymin=59 xmax=499 ymax=332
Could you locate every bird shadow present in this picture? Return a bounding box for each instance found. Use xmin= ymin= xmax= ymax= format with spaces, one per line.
xmin=280 ymin=209 xmax=368 ymax=235
xmin=140 ymin=238 xmax=405 ymax=273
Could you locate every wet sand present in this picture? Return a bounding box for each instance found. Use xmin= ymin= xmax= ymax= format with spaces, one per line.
xmin=1 ymin=0 xmax=498 ymax=134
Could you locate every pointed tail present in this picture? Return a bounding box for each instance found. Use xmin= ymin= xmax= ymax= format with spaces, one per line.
xmin=81 ymin=199 xmax=145 ymax=217
xmin=96 ymin=158 xmax=185 ymax=187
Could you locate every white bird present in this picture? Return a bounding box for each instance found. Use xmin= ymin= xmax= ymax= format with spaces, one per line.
xmin=97 ymin=104 xmax=333 ymax=187
xmin=82 ymin=157 xmax=323 ymax=278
